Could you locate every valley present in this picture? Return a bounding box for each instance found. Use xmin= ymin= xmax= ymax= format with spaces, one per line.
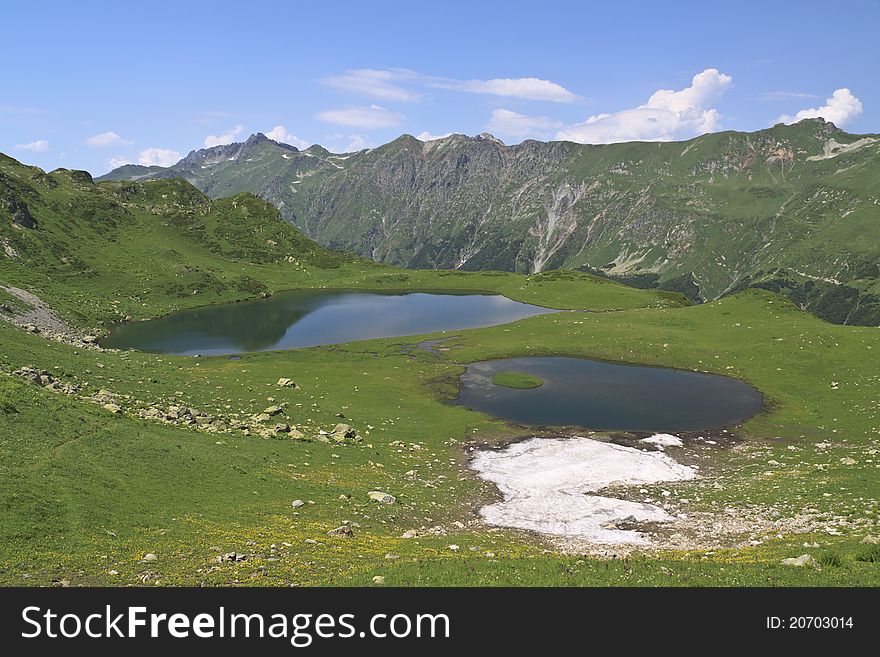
xmin=98 ymin=119 xmax=880 ymax=326
xmin=1 ymin=152 xmax=879 ymax=587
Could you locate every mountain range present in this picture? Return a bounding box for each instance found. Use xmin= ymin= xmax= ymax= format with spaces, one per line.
xmin=76 ymin=119 xmax=880 ymax=325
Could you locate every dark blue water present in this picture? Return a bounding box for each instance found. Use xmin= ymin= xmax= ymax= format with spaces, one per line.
xmin=101 ymin=290 xmax=555 ymax=355
xmin=455 ymin=356 xmax=763 ymax=431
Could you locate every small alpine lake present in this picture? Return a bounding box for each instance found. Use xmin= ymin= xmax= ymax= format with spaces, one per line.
xmin=455 ymin=356 xmax=763 ymax=431
xmin=101 ymin=289 xmax=556 ymax=355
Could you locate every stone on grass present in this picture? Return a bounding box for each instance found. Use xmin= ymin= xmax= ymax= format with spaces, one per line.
xmin=291 ymin=499 xmax=305 ymax=509
xmin=142 ymin=553 xmax=158 ymax=562
xmin=330 ymin=423 xmax=358 ymax=441
xmin=264 ymin=405 xmax=283 ymax=416
xmin=780 ymin=554 xmax=817 ymax=567
xmin=327 ymin=526 xmax=354 ymax=538
xmin=368 ymin=491 xmax=396 ymax=504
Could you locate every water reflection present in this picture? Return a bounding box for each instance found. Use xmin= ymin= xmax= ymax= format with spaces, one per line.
xmin=102 ymin=290 xmax=555 ymax=355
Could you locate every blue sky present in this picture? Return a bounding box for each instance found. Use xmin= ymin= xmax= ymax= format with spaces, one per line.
xmin=2 ymin=0 xmax=878 ymax=174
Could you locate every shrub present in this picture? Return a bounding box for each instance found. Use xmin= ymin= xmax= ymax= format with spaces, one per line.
xmin=818 ymin=552 xmax=842 ymax=568
xmin=855 ymin=545 xmax=880 ymax=563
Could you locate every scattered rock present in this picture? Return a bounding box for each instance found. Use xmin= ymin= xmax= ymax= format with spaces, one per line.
xmin=291 ymin=499 xmax=305 ymax=509
xmin=274 ymin=423 xmax=291 ymax=433
xmin=368 ymin=491 xmax=396 ymax=504
xmin=372 ymin=575 xmax=385 ymax=586
xmin=264 ymin=405 xmax=283 ymax=416
xmin=602 ymin=515 xmax=640 ymax=530
xmin=327 ymin=526 xmax=354 ymax=538
xmin=103 ymin=403 xmax=123 ymax=414
xmin=780 ymin=554 xmax=817 ymax=567
xmin=142 ymin=553 xmax=158 ymax=562
xmin=329 ymin=423 xmax=358 ymax=442
xmin=276 ymin=378 xmax=298 ymax=388
xmin=861 ymin=535 xmax=880 ymax=545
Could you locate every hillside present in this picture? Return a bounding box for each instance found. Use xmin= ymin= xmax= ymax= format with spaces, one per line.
xmin=1 ymin=154 xmax=676 ymax=335
xmin=0 ymin=154 xmax=364 ymax=331
xmin=2 ymin=154 xmax=880 ymax=588
xmin=100 ymin=120 xmax=880 ymax=325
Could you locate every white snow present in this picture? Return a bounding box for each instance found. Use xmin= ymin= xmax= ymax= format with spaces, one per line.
xmin=641 ymin=433 xmax=684 ymax=448
xmin=471 ymin=437 xmax=696 ymax=545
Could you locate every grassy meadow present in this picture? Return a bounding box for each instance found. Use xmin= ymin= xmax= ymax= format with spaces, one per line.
xmin=1 ymin=161 xmax=879 ymax=586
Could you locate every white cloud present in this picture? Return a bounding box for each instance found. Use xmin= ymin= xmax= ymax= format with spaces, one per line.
xmin=487 ymin=109 xmax=562 ymax=139
xmin=760 ymin=91 xmax=819 ymax=101
xmin=316 ymin=105 xmax=405 ymax=128
xmin=325 ymin=69 xmax=422 ymax=102
xmin=107 ymin=156 xmax=132 ymax=169
xmin=15 ymin=139 xmax=49 ymax=152
xmin=0 ymin=104 xmax=45 ymax=115
xmin=325 ymin=133 xmax=372 ymax=153
xmin=86 ymin=131 xmax=131 ymax=148
xmin=137 ymin=148 xmax=182 ymax=167
xmin=323 ymin=68 xmax=578 ymax=103
xmin=435 ymin=77 xmax=578 ymax=103
xmin=777 ymin=88 xmax=863 ymax=127
xmin=264 ymin=125 xmax=310 ymax=149
xmin=556 ymin=68 xmax=732 ymax=144
xmin=415 ymin=131 xmax=453 ymax=141
xmin=204 ymin=124 xmax=245 ymax=147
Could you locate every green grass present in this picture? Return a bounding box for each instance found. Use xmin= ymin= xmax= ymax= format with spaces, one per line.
xmin=2 ymin=287 xmax=879 ymax=586
xmin=2 ymin=159 xmax=880 ymax=587
xmin=491 ymin=372 xmax=544 ymax=389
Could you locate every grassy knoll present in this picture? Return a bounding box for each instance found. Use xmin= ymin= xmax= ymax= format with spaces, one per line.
xmin=491 ymin=372 xmax=544 ymax=389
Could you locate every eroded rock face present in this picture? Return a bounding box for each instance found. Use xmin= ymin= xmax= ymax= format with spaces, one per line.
xmin=2 ymin=195 xmax=37 ymax=229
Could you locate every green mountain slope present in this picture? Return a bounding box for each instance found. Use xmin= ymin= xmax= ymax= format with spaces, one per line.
xmin=99 ymin=119 xmax=880 ymax=325
xmin=1 ymin=154 xmax=674 ymax=332
xmin=0 ymin=153 xmax=359 ymax=329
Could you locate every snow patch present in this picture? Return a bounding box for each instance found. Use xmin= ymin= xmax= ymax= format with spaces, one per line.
xmin=641 ymin=433 xmax=683 ymax=448
xmin=472 ymin=437 xmax=696 ymax=545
